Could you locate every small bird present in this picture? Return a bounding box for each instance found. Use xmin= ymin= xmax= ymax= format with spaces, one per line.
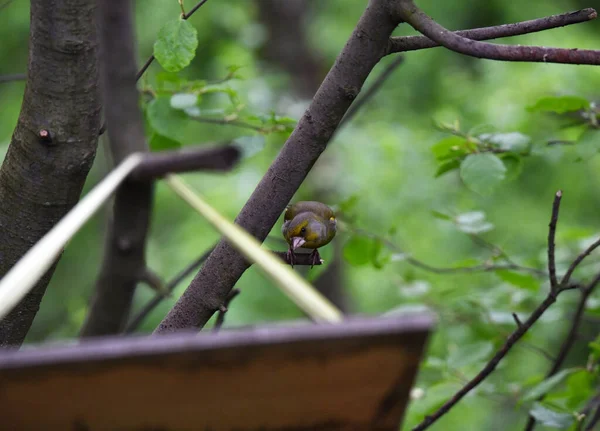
xmin=281 ymin=201 xmax=337 ymax=267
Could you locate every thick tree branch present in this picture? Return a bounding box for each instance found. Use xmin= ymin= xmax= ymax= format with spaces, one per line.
xmin=387 ymin=8 xmax=597 ymax=55
xmin=130 ymin=145 xmax=241 ymax=180
xmin=155 ymin=0 xmax=400 ymax=333
xmin=124 ymin=246 xmax=215 ymax=334
xmin=410 ymin=192 xmax=586 ymax=431
xmin=125 ymin=247 xmax=321 ymax=333
xmin=394 ymin=2 xmax=600 ymax=65
xmin=80 ymin=0 xmax=154 ymax=337
xmin=0 ymin=0 xmax=101 ymax=347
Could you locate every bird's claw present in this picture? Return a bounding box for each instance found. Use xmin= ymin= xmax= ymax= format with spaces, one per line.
xmin=286 ymin=248 xmax=296 ymax=267
xmin=309 ymin=249 xmax=321 ymax=269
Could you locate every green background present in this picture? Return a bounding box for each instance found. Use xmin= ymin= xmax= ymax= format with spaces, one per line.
xmin=0 ymin=1 xmax=598 ymax=429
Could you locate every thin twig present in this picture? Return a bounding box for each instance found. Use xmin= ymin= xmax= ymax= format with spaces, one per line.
xmin=412 ymin=294 xmax=559 ymax=431
xmin=190 ymin=117 xmax=265 ymax=132
xmin=523 ymin=279 xmax=600 ymax=431
xmin=512 ymin=312 xmax=523 ymax=328
xmin=339 ymin=55 xmax=404 ymax=127
xmin=124 ymin=245 xmax=216 ymax=333
xmin=387 ymin=8 xmax=598 ymax=55
xmin=0 ymin=0 xmax=14 ymax=11
xmin=126 ymin=238 xmax=323 ymax=333
xmin=548 ymin=191 xmax=562 ymax=292
xmin=0 ymin=73 xmax=26 ymax=84
xmin=585 ymin=406 xmax=600 ymax=431
xmin=562 ymin=237 xmax=600 ymax=287
xmin=394 ymin=2 xmax=600 ymax=65
xmin=518 ymin=342 xmax=555 ymax=363
xmin=213 ymin=288 xmax=240 ymax=331
xmin=405 ymin=256 xmax=544 ymax=276
xmin=130 ymin=145 xmax=241 ymax=180
xmin=347 ymin=226 xmax=544 ymax=276
xmin=410 ymin=192 xmax=583 ymax=431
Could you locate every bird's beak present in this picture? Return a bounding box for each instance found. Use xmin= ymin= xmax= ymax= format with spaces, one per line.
xmin=292 ymin=237 xmax=306 ymax=250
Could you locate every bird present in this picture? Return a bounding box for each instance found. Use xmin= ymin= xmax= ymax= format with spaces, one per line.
xmin=281 ymin=201 xmax=337 ymax=267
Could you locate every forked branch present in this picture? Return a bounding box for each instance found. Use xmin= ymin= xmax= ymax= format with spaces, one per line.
xmin=394 ymin=2 xmax=600 ymax=65
xmin=412 ymin=191 xmax=600 ymax=431
xmin=387 ymin=8 xmax=597 ymax=55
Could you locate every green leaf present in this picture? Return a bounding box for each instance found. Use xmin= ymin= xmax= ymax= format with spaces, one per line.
xmin=455 ymin=211 xmax=494 ymax=234
xmin=170 ymin=93 xmax=199 ymax=110
xmin=500 ymin=153 xmax=523 ymax=181
xmin=495 ymin=270 xmax=540 ymax=291
xmin=521 ymin=369 xmax=576 ymax=403
xmin=431 ymin=136 xmax=468 ymax=160
xmin=149 ymin=134 xmax=181 ymax=151
xmin=479 ymin=132 xmax=531 ymax=152
xmin=147 ymin=96 xmax=189 ymax=142
xmin=527 ymin=96 xmax=590 ymax=114
xmin=460 ymin=153 xmax=507 ymax=195
xmin=431 ymin=210 xmax=452 ymax=221
xmin=558 ymin=370 xmax=596 ymax=410
xmin=529 ymin=402 xmax=574 ymax=429
xmin=155 ymin=72 xmax=184 ymax=91
xmin=435 ymin=159 xmax=460 ymax=177
xmin=371 ymin=238 xmax=391 ymax=269
xmin=343 ymin=235 xmax=377 ymax=266
xmin=154 ymin=18 xmax=198 ymax=72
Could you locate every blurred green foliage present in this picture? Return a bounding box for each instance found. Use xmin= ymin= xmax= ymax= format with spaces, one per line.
xmin=1 ymin=0 xmax=599 ymax=429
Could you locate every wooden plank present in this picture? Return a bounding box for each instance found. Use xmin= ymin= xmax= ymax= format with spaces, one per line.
xmin=0 ymin=314 xmax=433 ymax=431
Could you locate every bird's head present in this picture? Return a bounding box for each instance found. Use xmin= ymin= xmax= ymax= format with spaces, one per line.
xmin=283 ymin=212 xmax=335 ymax=249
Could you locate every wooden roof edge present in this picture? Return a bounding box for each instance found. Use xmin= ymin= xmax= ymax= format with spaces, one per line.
xmin=0 ymin=313 xmax=435 ymax=369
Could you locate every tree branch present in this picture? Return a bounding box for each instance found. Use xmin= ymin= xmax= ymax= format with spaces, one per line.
xmin=123 ymin=243 xmax=323 ymax=334
xmin=155 ymin=0 xmax=401 ymax=334
xmin=561 ymin=237 xmax=600 ymax=287
xmin=80 ymin=0 xmax=154 ymax=337
xmin=523 ymin=279 xmax=600 ymax=431
xmin=0 ymin=0 xmax=101 ymax=347
xmin=548 ymin=191 xmax=562 ymax=292
xmin=394 ymin=2 xmax=600 ymax=65
xmin=387 ymin=8 xmax=597 ymax=55
xmin=124 ymin=246 xmax=215 ymax=333
xmin=339 ymin=55 xmax=404 ymax=127
xmin=93 ymin=0 xmax=213 ymax=136
xmin=410 ymin=192 xmax=585 ymax=431
xmin=585 ymin=405 xmax=600 ymax=431
xmin=130 ymin=145 xmax=241 ymax=180
xmin=0 ymin=73 xmax=26 ymax=84
xmin=213 ymin=288 xmax=241 ymax=331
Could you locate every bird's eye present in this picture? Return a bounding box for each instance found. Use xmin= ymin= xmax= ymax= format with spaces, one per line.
xmin=300 ymin=227 xmax=306 ymax=234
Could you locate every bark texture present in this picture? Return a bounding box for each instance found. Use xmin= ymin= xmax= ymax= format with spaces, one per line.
xmin=256 ymin=0 xmax=350 ymax=313
xmin=0 ymin=0 xmax=101 ymax=347
xmin=156 ymin=0 xmax=400 ymax=333
xmin=80 ymin=0 xmax=154 ymax=336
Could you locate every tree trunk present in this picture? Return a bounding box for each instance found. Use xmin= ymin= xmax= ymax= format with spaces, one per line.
xmin=0 ymin=0 xmax=101 ymax=347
